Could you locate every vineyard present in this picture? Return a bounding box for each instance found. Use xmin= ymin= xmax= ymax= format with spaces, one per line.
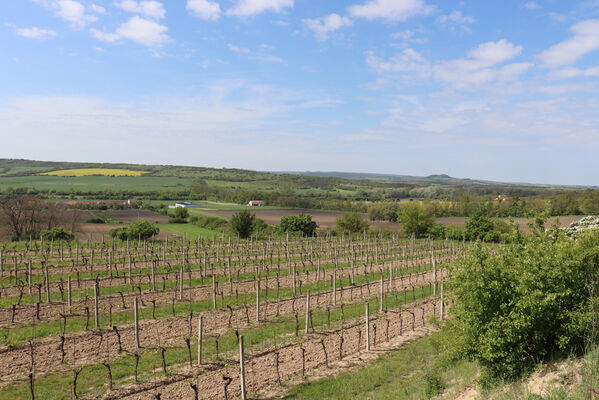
xmin=0 ymin=234 xmax=462 ymax=399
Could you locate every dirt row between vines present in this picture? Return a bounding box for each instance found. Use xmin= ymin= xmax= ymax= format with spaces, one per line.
xmin=114 ymin=299 xmax=443 ymax=400
xmin=0 ymin=270 xmax=441 ymax=387
xmin=0 ymin=243 xmax=452 ymax=300
xmin=0 ymin=251 xmax=455 ymax=326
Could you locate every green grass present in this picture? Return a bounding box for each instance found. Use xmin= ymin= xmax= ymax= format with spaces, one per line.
xmin=1 ymin=286 xmax=436 ymax=400
xmin=156 ymin=223 xmax=220 ymax=238
xmin=285 ymin=328 xmax=478 ymax=400
xmin=0 ymin=175 xmax=193 ymax=192
xmin=1 ymin=262 xmax=435 ymax=346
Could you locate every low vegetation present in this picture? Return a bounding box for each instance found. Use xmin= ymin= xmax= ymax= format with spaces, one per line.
xmin=40 ymin=168 xmax=147 ymax=177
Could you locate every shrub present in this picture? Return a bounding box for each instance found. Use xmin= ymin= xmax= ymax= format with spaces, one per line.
xmin=40 ymin=227 xmax=75 ymax=242
xmin=170 ymin=207 xmax=189 ymax=223
xmin=190 ymin=214 xmax=228 ymax=230
xmin=445 ymin=225 xmax=465 ymax=240
xmin=110 ymin=220 xmax=159 ymax=240
xmin=464 ymin=208 xmax=493 ymax=240
xmin=230 ymin=211 xmax=255 ymax=238
xmin=427 ymin=223 xmax=446 ymax=240
xmin=336 ymin=213 xmax=369 ymax=234
xmin=449 ymin=228 xmax=599 ymax=380
xmin=277 ymin=214 xmax=318 ymax=237
xmin=86 ymin=217 xmax=105 ymax=224
xmin=397 ymin=203 xmax=434 ymax=238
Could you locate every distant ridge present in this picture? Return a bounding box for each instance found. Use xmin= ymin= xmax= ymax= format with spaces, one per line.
xmin=275 ymin=171 xmax=595 ymax=189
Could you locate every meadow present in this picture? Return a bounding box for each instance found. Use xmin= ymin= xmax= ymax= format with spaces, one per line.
xmin=41 ymin=168 xmax=148 ymax=177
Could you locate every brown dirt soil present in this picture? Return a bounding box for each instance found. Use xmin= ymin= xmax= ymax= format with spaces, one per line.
xmin=0 ymin=270 xmax=441 ymax=386
xmin=105 ymin=210 xmax=170 ymax=224
xmin=112 ymin=299 xmax=442 ymax=399
xmin=200 ymin=209 xmax=581 ymax=232
xmin=436 ymin=215 xmax=579 ymax=233
xmin=198 ymin=209 xmax=401 ymax=230
xmin=0 ymin=249 xmax=453 ymax=326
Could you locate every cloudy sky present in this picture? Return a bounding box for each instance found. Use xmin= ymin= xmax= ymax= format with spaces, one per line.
xmin=1 ymin=1 xmax=599 ymax=184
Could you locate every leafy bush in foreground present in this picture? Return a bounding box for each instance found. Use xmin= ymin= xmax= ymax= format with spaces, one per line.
xmin=449 ymin=226 xmax=599 ymax=380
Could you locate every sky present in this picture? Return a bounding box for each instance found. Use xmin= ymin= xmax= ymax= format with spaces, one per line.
xmin=1 ymin=0 xmax=599 ymax=185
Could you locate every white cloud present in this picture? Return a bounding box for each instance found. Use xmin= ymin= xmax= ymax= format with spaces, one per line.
xmin=437 ymin=11 xmax=476 ymax=25
xmin=524 ymin=1 xmax=541 ymax=9
xmin=186 ymin=0 xmax=221 ymax=20
xmin=90 ymin=16 xmax=169 ymax=46
xmin=392 ymin=30 xmax=414 ymax=40
xmin=549 ymin=65 xmax=599 ymax=79
xmin=348 ymin=0 xmax=433 ymax=21
xmin=115 ymin=0 xmax=166 ymax=19
xmin=228 ymin=43 xmax=284 ymax=62
xmin=38 ymin=0 xmax=98 ymax=30
xmin=437 ymin=11 xmax=476 ymax=32
xmin=467 ymin=39 xmax=523 ymax=67
xmin=366 ymin=39 xmax=530 ymax=90
xmin=91 ymin=4 xmax=106 ymax=13
xmin=226 ymin=0 xmax=293 ymax=17
xmin=538 ymin=19 xmax=599 ymax=67
xmin=15 ymin=26 xmax=57 ymax=39
xmin=303 ymin=14 xmax=352 ymax=40
xmin=366 ymin=48 xmax=430 ymax=75
xmin=228 ymin=43 xmax=250 ymax=54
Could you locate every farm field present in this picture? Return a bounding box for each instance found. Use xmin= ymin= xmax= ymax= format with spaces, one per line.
xmin=0 ymin=175 xmax=193 ymax=192
xmin=0 ymin=235 xmax=455 ymax=399
xmin=41 ymin=169 xmax=148 ymax=177
xmin=197 ymin=209 xmax=578 ymax=232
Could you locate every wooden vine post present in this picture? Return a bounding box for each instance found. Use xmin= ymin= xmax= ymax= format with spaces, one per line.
xmin=440 ymin=282 xmax=445 ymax=320
xmin=134 ymin=297 xmax=141 ymax=349
xmin=365 ymin=302 xmax=370 ymax=352
xmin=239 ymin=335 xmax=247 ymax=400
xmin=198 ymin=315 xmax=203 ymax=366
xmin=94 ymin=281 xmax=99 ymax=329
xmin=305 ymin=289 xmax=310 ymax=334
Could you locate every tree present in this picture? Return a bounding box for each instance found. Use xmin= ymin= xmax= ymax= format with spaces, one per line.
xmin=170 ymin=207 xmax=189 ymax=223
xmin=40 ymin=227 xmax=75 ymax=242
xmin=397 ymin=203 xmax=434 ymax=238
xmin=464 ymin=208 xmax=494 ymax=240
xmin=336 ymin=213 xmax=369 ymax=234
xmin=230 ymin=211 xmax=255 ymax=238
xmin=278 ymin=214 xmax=318 ymax=236
xmin=110 ymin=220 xmax=159 ymax=241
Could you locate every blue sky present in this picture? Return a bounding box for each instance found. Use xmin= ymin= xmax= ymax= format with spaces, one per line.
xmin=1 ymin=0 xmax=599 ymax=185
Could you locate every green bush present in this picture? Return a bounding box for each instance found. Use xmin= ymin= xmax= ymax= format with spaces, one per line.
xmin=397 ymin=203 xmax=434 ymax=238
xmin=169 ymin=206 xmax=189 ymax=223
xmin=277 ymin=214 xmax=318 ymax=237
xmin=110 ymin=220 xmax=159 ymax=240
xmin=230 ymin=210 xmax=255 ymax=238
xmin=190 ymin=214 xmax=228 ymax=230
xmin=336 ymin=213 xmax=369 ymax=234
xmin=40 ymin=227 xmax=75 ymax=242
xmin=423 ymin=369 xmax=445 ymax=398
xmin=445 ymin=225 xmax=465 ymax=240
xmin=427 ymin=223 xmax=446 ymax=240
xmin=449 ymin=227 xmax=599 ymax=380
xmin=464 ymin=208 xmax=493 ymax=240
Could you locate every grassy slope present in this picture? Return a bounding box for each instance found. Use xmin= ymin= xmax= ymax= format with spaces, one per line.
xmin=286 ymin=328 xmax=477 ymax=400
xmin=286 ymin=327 xmax=599 ymax=400
xmin=156 ymin=222 xmax=220 ymax=238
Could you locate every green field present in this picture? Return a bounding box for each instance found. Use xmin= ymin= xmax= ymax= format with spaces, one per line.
xmin=0 ymin=175 xmax=193 ymax=192
xmin=156 ymin=222 xmax=220 ymax=238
